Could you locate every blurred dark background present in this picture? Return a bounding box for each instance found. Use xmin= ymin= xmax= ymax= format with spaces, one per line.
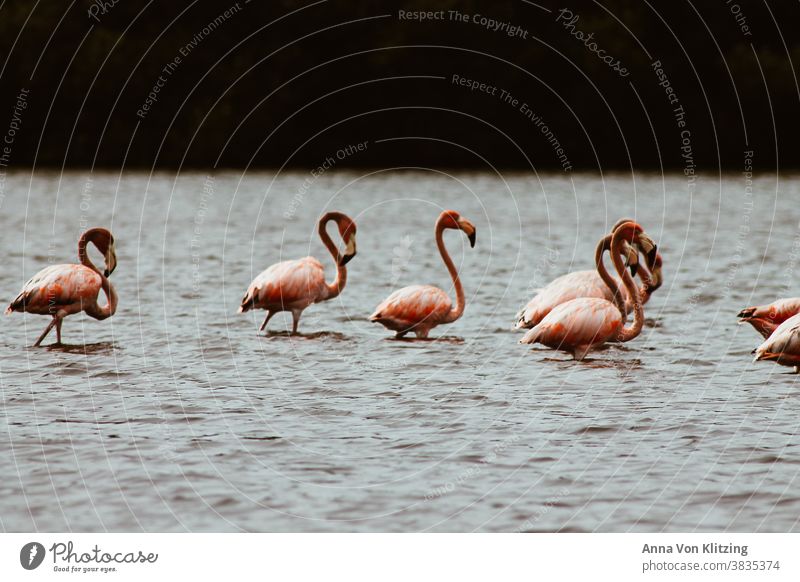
xmin=0 ymin=0 xmax=796 ymax=171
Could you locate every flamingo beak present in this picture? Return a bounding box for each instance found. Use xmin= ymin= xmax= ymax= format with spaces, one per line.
xmin=457 ymin=217 xmax=476 ymax=248
xmin=635 ymin=234 xmax=658 ymax=268
xmin=622 ymin=240 xmax=639 ymax=278
xmin=340 ymin=235 xmax=357 ymax=266
xmin=104 ymin=243 xmax=117 ymax=277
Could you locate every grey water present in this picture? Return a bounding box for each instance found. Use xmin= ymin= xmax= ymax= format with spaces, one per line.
xmin=1 ymin=170 xmax=799 ymax=532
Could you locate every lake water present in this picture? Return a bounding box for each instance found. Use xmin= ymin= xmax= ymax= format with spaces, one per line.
xmin=1 ymin=170 xmax=799 ymax=532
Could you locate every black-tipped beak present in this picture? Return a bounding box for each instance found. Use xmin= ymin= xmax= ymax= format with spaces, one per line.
xmin=104 ymin=269 xmax=111 ymax=277
xmin=629 ymin=263 xmax=639 ymax=278
xmin=339 ymin=252 xmax=355 ymax=266
xmin=468 ymin=231 xmax=476 ymax=248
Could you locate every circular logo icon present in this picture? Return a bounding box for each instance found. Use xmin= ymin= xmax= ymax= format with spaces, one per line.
xmin=20 ymin=542 xmax=45 ymax=570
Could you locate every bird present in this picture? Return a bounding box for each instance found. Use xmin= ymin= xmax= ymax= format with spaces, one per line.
xmin=6 ymin=227 xmax=118 ymax=346
xmin=752 ymin=312 xmax=800 ymax=372
xmin=737 ymin=298 xmax=800 ymax=339
xmin=370 ymin=209 xmax=476 ymax=339
xmin=238 ymin=212 xmax=357 ymax=334
xmin=519 ymin=221 xmax=657 ymax=360
xmin=515 ymin=219 xmax=662 ymax=329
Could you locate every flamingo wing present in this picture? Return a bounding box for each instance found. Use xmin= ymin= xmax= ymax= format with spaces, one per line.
xmin=239 ymin=257 xmax=327 ymax=313
xmin=6 ymin=264 xmax=101 ymax=316
xmin=753 ymin=313 xmax=800 ymax=367
xmin=738 ymin=297 xmax=800 ymax=339
xmin=520 ymin=297 xmax=623 ymax=357
xmin=370 ymin=284 xmax=452 ymax=331
xmin=516 ymin=270 xmax=625 ymax=328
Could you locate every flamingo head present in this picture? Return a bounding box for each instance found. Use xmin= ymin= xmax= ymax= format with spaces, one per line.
xmin=85 ymin=227 xmax=116 ymax=277
xmin=440 ymin=210 xmax=476 ymax=248
xmin=323 ymin=212 xmax=357 ymax=266
xmin=612 ymin=222 xmax=657 ymax=276
xmin=612 ymin=218 xmax=659 ymax=270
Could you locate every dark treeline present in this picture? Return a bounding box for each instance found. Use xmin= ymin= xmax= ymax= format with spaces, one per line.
xmin=0 ymin=0 xmax=796 ymax=171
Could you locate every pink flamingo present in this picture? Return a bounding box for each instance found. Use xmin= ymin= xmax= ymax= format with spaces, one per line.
xmin=752 ymin=312 xmax=800 ymax=372
xmin=370 ymin=210 xmax=476 ymax=338
xmin=6 ymin=227 xmax=118 ymax=346
xmin=519 ymin=221 xmax=657 ymax=360
xmin=238 ymin=212 xmax=357 ymax=334
xmin=737 ymin=298 xmax=800 ymax=339
xmin=516 ymin=219 xmax=662 ymax=329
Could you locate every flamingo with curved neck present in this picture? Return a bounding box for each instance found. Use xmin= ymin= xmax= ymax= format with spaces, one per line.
xmin=239 ymin=211 xmax=357 ymax=334
xmin=6 ymin=227 xmax=118 ymax=346
xmin=519 ymin=221 xmax=655 ymax=360
xmin=370 ymin=209 xmax=476 ymax=338
xmin=515 ymin=218 xmax=663 ymax=329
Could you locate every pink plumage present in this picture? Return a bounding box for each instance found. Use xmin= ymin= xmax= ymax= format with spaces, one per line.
xmin=239 ymin=212 xmax=357 ymax=334
xmin=370 ymin=210 xmax=476 ymax=339
xmin=6 ymin=228 xmax=118 ymax=346
xmin=519 ymin=221 xmax=657 ymax=360
xmin=516 ymin=220 xmax=663 ymax=330
xmin=738 ymin=298 xmax=800 ymax=339
xmin=753 ymin=312 xmax=800 ymax=372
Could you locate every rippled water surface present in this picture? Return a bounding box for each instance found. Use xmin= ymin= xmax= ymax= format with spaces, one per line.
xmin=2 ymin=170 xmax=799 ymax=532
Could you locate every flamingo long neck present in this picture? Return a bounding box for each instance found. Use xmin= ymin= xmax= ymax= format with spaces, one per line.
xmin=78 ymin=233 xmax=117 ymax=320
xmin=637 ymin=265 xmax=653 ymax=303
xmin=78 ymin=231 xmax=100 ymax=274
xmin=595 ymin=234 xmax=627 ymax=316
xmin=611 ymin=228 xmax=644 ymax=342
xmin=319 ymin=217 xmax=346 ymax=300
xmin=436 ymin=222 xmax=464 ymax=323
xmin=87 ymin=277 xmax=118 ymax=320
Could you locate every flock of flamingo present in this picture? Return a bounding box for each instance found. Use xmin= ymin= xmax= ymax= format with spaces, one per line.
xmin=6 ymin=210 xmax=800 ymax=371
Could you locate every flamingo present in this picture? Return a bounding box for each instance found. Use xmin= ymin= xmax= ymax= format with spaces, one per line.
xmin=238 ymin=212 xmax=357 ymax=334
xmin=737 ymin=298 xmax=800 ymax=339
xmin=752 ymin=312 xmax=800 ymax=372
xmin=370 ymin=209 xmax=476 ymax=338
xmin=6 ymin=227 xmax=118 ymax=346
xmin=519 ymin=221 xmax=656 ymax=360
xmin=515 ymin=219 xmax=662 ymax=330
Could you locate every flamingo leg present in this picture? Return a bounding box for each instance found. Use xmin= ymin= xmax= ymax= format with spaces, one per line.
xmin=34 ymin=316 xmax=58 ymax=347
xmin=55 ymin=316 xmax=63 ymax=344
xmin=291 ymin=309 xmax=301 ymax=335
xmin=259 ymin=310 xmax=274 ymax=331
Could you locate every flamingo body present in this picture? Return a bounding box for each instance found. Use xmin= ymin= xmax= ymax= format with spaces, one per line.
xmin=520 ymin=297 xmax=623 ymax=360
xmin=738 ymin=298 xmax=800 ymax=339
xmin=369 ymin=284 xmax=452 ymax=338
xmin=516 ymin=269 xmax=630 ymax=329
xmin=240 ymin=257 xmax=329 ymax=314
xmin=7 ymin=264 xmax=103 ymax=316
xmin=753 ymin=313 xmax=800 ymax=371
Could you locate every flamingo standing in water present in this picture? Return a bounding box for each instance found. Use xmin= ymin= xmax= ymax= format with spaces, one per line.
xmin=6 ymin=227 xmax=118 ymax=346
xmin=519 ymin=221 xmax=657 ymax=360
xmin=752 ymin=312 xmax=800 ymax=372
xmin=737 ymin=298 xmax=800 ymax=339
xmin=516 ymin=219 xmax=662 ymax=329
xmin=370 ymin=210 xmax=476 ymax=338
xmin=239 ymin=212 xmax=357 ymax=334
